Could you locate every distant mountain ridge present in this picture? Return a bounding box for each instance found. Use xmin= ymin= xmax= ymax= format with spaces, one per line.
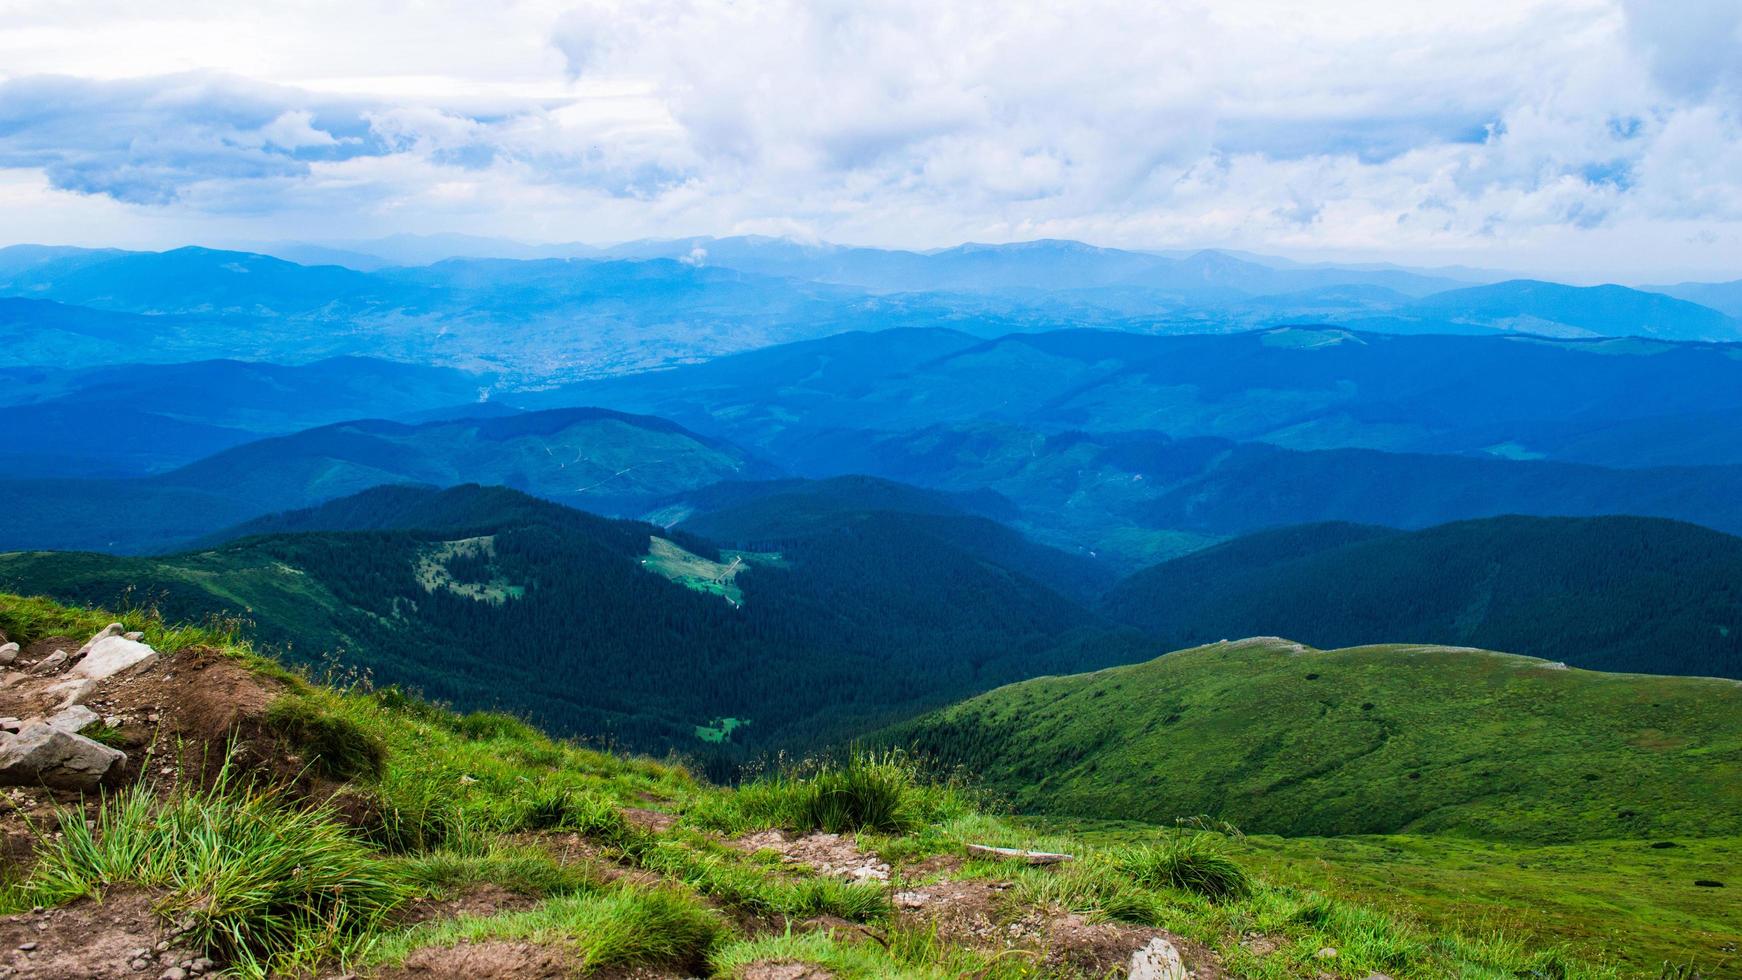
xmin=0 ymin=407 xmax=770 ymax=553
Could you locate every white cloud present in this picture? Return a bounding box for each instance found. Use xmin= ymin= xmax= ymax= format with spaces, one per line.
xmin=0 ymin=0 xmax=1738 ymax=280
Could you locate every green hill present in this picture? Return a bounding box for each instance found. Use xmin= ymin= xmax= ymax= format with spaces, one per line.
xmin=0 ymin=485 xmax=1139 ymax=756
xmin=891 ymin=637 xmax=1742 ymax=843
xmin=1103 ymin=515 xmax=1742 ymax=679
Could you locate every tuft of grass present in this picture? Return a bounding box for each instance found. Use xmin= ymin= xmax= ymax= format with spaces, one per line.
xmin=18 ymin=761 xmax=406 ymax=979
xmin=693 ymin=750 xmax=970 ymax=836
xmin=1112 ymin=833 xmax=1253 ymax=901
xmin=369 ymin=885 xmax=723 ymax=973
xmin=266 ymin=693 xmax=386 ymax=780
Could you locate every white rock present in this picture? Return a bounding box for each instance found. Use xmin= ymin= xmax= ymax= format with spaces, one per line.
xmin=1128 ymin=937 xmax=1187 ymax=980
xmin=70 ymin=636 xmax=157 ymax=681
xmin=75 ymin=624 xmax=125 ymax=657
xmin=1315 ymin=947 xmax=1339 ymax=959
xmin=0 ymin=722 xmax=126 ymax=789
xmin=47 ymin=705 xmax=100 ymax=734
xmin=0 ymin=643 xmax=18 ymax=664
xmin=122 ymin=631 xmax=144 ymax=642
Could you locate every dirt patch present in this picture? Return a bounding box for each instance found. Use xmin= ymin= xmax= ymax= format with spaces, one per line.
xmin=621 ymin=807 xmax=676 ymax=833
xmin=738 ymin=962 xmax=833 ymax=979
xmin=895 ymin=876 xmax=1226 ymax=979
xmin=395 ymin=884 xmax=538 ymax=929
xmin=731 ymin=830 xmax=889 ymax=882
xmin=369 ymin=939 xmax=577 ymax=979
xmin=900 ymin=852 xmax=963 ymax=878
xmin=0 ymin=889 xmax=210 ymax=979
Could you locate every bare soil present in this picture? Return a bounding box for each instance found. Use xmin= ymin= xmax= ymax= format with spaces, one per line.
xmin=0 ymin=889 xmax=204 ymax=979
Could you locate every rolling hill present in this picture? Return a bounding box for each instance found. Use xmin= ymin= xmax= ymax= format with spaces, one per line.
xmin=890 ymin=637 xmax=1742 ymax=842
xmin=0 ymin=408 xmax=771 ymax=553
xmin=1103 ymin=516 xmax=1742 ymax=678
xmin=0 ymin=484 xmax=1142 ymax=754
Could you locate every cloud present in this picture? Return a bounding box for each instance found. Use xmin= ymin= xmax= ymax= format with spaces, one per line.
xmin=0 ymin=0 xmax=1739 ymax=280
xmin=0 ymin=73 xmax=381 ymax=203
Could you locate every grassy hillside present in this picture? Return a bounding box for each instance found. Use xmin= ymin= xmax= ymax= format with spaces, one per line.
xmin=1104 ymin=515 xmax=1742 ymax=678
xmin=0 ymin=485 xmax=1141 ymax=757
xmin=0 ymin=590 xmax=1686 ymax=978
xmin=891 ymin=638 xmax=1742 ymax=842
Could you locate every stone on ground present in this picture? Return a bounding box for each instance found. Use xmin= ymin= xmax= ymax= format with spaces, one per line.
xmin=1128 ymin=937 xmax=1187 ymax=980
xmin=0 ymin=721 xmax=127 ymax=789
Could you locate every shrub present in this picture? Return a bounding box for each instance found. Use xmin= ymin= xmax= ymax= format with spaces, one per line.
xmin=1112 ymin=833 xmax=1252 ymax=901
xmin=266 ymin=694 xmax=386 ymax=781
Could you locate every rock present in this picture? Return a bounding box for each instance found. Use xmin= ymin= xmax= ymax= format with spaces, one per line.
xmin=70 ymin=636 xmax=158 ymax=681
xmin=31 ymin=650 xmax=68 ymax=674
xmin=76 ymin=624 xmax=124 ymax=657
xmin=47 ymin=705 xmax=100 ymax=734
xmin=1365 ymin=973 xmax=1397 ymax=980
xmin=46 ymin=706 xmax=101 ymax=738
xmin=893 ymin=891 xmax=930 ymax=909
xmin=123 ymin=631 xmax=144 ymax=642
xmin=1128 ymin=937 xmax=1187 ymax=980
xmin=104 ymin=716 xmax=123 ymax=728
xmin=44 ymin=677 xmax=98 ymax=709
xmin=0 ymin=643 xmax=17 ymax=665
xmin=160 ymin=968 xmax=187 ymax=980
xmin=1315 ymin=947 xmax=1339 ymax=959
xmin=965 ymin=843 xmax=1074 ymax=864
xmin=0 ymin=722 xmax=127 ymax=789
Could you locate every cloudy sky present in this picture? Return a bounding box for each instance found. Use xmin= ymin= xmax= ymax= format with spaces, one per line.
xmin=2 ymin=0 xmax=1739 ymax=281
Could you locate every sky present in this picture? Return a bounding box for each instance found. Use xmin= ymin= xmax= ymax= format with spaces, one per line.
xmin=1 ymin=0 xmax=1740 ymax=282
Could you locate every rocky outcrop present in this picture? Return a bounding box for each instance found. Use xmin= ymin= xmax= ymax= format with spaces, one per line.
xmin=0 ymin=721 xmax=126 ymax=789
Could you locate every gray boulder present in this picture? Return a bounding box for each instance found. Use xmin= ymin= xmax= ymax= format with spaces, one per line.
xmin=1128 ymin=937 xmax=1187 ymax=980
xmin=0 ymin=722 xmax=127 ymax=789
xmin=0 ymin=642 xmax=17 ymax=665
xmin=47 ymin=705 xmax=101 ymax=734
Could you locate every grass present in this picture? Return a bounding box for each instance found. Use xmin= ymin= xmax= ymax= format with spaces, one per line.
xmin=1111 ymin=833 xmax=1254 ymax=901
xmin=641 ymin=535 xmax=758 ymax=607
xmin=15 ymin=763 xmax=407 ymax=978
xmin=366 ymin=885 xmax=723 ymax=973
xmin=889 ymin=638 xmax=1742 ymax=843
xmin=690 ymin=750 xmax=973 ymax=836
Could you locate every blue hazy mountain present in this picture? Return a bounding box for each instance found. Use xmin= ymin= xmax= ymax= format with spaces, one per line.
xmin=554 ymin=327 xmax=1742 ymax=469
xmin=0 ymin=357 xmax=492 ymax=477
xmin=1648 ymin=277 xmax=1742 ymax=318
xmin=1387 ymin=280 xmax=1742 ymax=340
xmin=6 ymin=242 xmax=1738 ymax=384
xmin=0 ymin=407 xmax=770 ymax=553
